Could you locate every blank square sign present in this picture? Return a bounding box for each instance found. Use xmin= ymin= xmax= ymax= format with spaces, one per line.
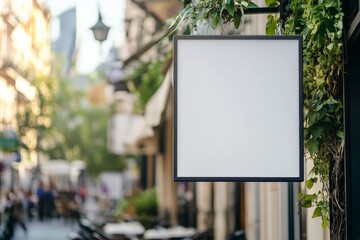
xmin=174 ymin=35 xmax=303 ymax=182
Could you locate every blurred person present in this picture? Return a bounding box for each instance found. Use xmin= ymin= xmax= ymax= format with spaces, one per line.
xmin=79 ymin=184 xmax=88 ymax=203
xmin=66 ymin=183 xmax=81 ymax=223
xmin=49 ymin=180 xmax=59 ymax=218
xmin=13 ymin=191 xmax=28 ymax=233
xmin=18 ymin=189 xmax=27 ymax=218
xmin=69 ymin=199 xmax=80 ymax=223
xmin=43 ymin=184 xmax=55 ymax=220
xmin=0 ymin=191 xmax=7 ymax=224
xmin=2 ymin=190 xmax=27 ymax=239
xmin=2 ymin=191 xmax=16 ymax=239
xmin=36 ymin=182 xmax=45 ymax=221
xmin=26 ymin=190 xmax=35 ymax=221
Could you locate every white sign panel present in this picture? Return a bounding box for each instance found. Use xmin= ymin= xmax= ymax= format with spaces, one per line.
xmin=174 ymin=35 xmax=303 ymax=182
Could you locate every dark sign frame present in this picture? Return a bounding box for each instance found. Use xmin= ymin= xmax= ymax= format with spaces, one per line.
xmin=173 ymin=35 xmax=303 ymax=182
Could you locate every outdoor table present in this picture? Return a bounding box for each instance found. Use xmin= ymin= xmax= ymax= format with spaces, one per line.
xmin=104 ymin=221 xmax=145 ymax=237
xmin=143 ymin=226 xmax=197 ymax=239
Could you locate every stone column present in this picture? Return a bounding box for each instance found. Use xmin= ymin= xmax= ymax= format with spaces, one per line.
xmin=196 ymin=182 xmax=212 ymax=231
xmin=214 ymin=182 xmax=229 ymax=240
xmin=245 ymin=183 xmax=260 ymax=240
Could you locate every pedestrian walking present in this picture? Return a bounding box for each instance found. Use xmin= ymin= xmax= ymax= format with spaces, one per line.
xmin=13 ymin=191 xmax=28 ymax=233
xmin=1 ymin=190 xmax=27 ymax=239
xmin=2 ymin=191 xmax=16 ymax=239
xmin=36 ymin=182 xmax=45 ymax=221
xmin=43 ymin=185 xmax=55 ymax=220
xmin=25 ymin=190 xmax=35 ymax=221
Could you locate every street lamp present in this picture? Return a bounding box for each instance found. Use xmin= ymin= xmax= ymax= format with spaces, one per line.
xmin=105 ymin=47 xmax=128 ymax=91
xmin=90 ymin=8 xmax=110 ymax=43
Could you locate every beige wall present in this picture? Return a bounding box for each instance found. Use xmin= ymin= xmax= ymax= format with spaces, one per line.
xmin=121 ymin=0 xmax=181 ymax=224
xmin=305 ymin=158 xmax=330 ymax=240
xmin=0 ymin=0 xmax=51 ymax=188
xmin=156 ymin=90 xmax=178 ymax=223
xmin=1 ymin=0 xmax=51 ymax=77
xmin=121 ymin=0 xmax=159 ymax=63
xmin=213 ymin=182 xmax=236 ymax=240
xmin=196 ymin=182 xmax=212 ymax=231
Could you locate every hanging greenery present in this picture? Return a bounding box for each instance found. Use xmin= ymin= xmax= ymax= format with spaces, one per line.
xmin=125 ymin=60 xmax=165 ymax=113
xmin=168 ymin=0 xmax=259 ymax=35
xmin=267 ymin=0 xmax=344 ymax=236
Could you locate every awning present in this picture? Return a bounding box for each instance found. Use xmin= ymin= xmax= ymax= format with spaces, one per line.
xmin=41 ymin=160 xmax=70 ymax=176
xmin=144 ymin=68 xmax=172 ymax=127
xmin=110 ymin=67 xmax=172 ymax=155
xmin=108 ymin=113 xmax=154 ymax=155
xmin=124 ymin=116 xmax=154 ymax=146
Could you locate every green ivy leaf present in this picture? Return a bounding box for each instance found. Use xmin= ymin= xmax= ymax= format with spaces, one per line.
xmin=226 ymin=0 xmax=235 ymax=16
xmin=247 ymin=2 xmax=259 ymax=8
xmin=312 ymin=207 xmax=322 ymax=218
xmin=316 ymin=22 xmax=326 ymax=45
xmin=304 ymin=127 xmax=309 ymax=136
xmin=308 ymin=112 xmax=316 ymax=125
xmin=327 ymin=42 xmax=334 ymax=50
xmin=322 ymin=219 xmax=329 ymax=228
xmin=234 ymin=13 xmax=241 ymax=29
xmin=304 ymin=193 xmax=317 ymax=201
xmin=265 ymin=0 xmax=278 ymax=7
xmin=336 ymin=130 xmax=344 ymax=139
xmin=213 ymin=14 xmax=220 ymax=28
xmin=306 ymin=179 xmax=314 ymax=189
xmin=324 ymin=0 xmax=335 ymax=8
xmin=298 ymin=191 xmax=304 ymax=201
xmin=183 ymin=26 xmax=191 ymax=35
xmin=302 ymin=200 xmax=312 ymax=208
xmin=307 ymin=139 xmax=319 ymax=155
xmin=266 ymin=15 xmax=276 ymax=35
xmin=310 ymin=124 xmax=325 ymax=139
xmin=315 ymin=103 xmax=324 ymax=111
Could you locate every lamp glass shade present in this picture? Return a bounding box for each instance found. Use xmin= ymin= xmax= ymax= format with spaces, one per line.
xmin=91 ymin=18 xmax=110 ymax=42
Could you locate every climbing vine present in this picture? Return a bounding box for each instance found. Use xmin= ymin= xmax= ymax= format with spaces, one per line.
xmin=271 ymin=0 xmax=344 ymax=237
xmin=171 ymin=0 xmax=344 ymax=237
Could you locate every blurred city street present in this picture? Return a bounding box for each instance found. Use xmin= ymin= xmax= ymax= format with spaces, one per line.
xmin=13 ymin=220 xmax=75 ymax=240
xmin=0 ymin=0 xmax=353 ymax=239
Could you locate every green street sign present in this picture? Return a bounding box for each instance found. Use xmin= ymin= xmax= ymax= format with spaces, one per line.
xmin=0 ymin=137 xmax=20 ymax=152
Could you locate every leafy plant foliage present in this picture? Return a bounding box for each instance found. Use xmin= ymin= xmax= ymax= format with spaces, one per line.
xmin=17 ymin=59 xmax=127 ymax=175
xmin=118 ymin=188 xmax=158 ymax=228
xmin=43 ymin=76 xmax=127 ymax=175
xmin=16 ymin=74 xmax=58 ymax=159
xmin=168 ymin=0 xmax=259 ymax=35
xmin=125 ymin=60 xmax=165 ymax=113
xmin=266 ymin=0 xmax=344 ymax=235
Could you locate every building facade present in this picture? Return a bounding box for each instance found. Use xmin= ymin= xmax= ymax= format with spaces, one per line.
xmin=0 ymin=0 xmax=51 ymax=190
